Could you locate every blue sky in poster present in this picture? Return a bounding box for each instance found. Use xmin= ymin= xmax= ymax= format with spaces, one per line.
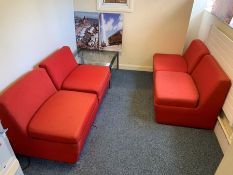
xmin=100 ymin=13 xmax=123 ymax=44
xmin=74 ymin=11 xmax=123 ymax=47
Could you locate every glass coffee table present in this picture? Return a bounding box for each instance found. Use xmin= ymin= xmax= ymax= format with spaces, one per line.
xmin=75 ymin=49 xmax=119 ymax=71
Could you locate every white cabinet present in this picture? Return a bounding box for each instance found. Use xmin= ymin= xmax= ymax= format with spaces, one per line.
xmin=0 ymin=122 xmax=24 ymax=175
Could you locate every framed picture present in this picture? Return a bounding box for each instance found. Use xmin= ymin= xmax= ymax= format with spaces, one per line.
xmin=74 ymin=11 xmax=99 ymax=50
xmin=97 ymin=0 xmax=133 ymax=12
xmin=74 ymin=11 xmax=124 ymax=51
xmin=99 ymin=13 xmax=123 ymax=51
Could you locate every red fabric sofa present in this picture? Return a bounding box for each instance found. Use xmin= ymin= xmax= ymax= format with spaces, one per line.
xmin=153 ymin=39 xmax=210 ymax=73
xmin=39 ymin=46 xmax=110 ymax=103
xmin=153 ymin=41 xmax=231 ymax=129
xmin=0 ymin=47 xmax=110 ymax=163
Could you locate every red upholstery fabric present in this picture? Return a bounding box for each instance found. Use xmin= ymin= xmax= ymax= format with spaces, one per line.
xmin=28 ymin=91 xmax=98 ymax=144
xmin=153 ymin=39 xmax=209 ymax=73
xmin=155 ymin=105 xmax=210 ymax=129
xmin=0 ymin=67 xmax=100 ymax=163
xmin=0 ymin=101 xmax=99 ymax=163
xmin=183 ymin=39 xmax=210 ymax=73
xmin=155 ymin=71 xmax=199 ymax=108
xmin=39 ymin=46 xmax=111 ymax=102
xmin=39 ymin=46 xmax=78 ymax=89
xmin=191 ymin=55 xmax=231 ymax=109
xmin=62 ymin=65 xmax=111 ymax=101
xmin=154 ymin=55 xmax=231 ymax=129
xmin=153 ymin=54 xmax=187 ymax=72
xmin=0 ymin=69 xmax=56 ymax=135
xmin=77 ymin=100 xmax=99 ymax=155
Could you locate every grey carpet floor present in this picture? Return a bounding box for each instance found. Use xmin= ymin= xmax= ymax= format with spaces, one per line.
xmin=18 ymin=70 xmax=223 ymax=175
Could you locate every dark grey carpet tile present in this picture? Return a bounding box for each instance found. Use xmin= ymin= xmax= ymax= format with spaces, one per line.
xmin=18 ymin=70 xmax=222 ymax=175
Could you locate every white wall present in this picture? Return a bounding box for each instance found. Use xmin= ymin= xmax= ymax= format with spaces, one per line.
xmin=186 ymin=0 xmax=233 ymax=45
xmin=74 ymin=0 xmax=194 ymax=71
xmin=0 ymin=0 xmax=76 ymax=92
xmin=185 ymin=0 xmax=208 ymax=48
xmin=199 ymin=11 xmax=233 ymax=41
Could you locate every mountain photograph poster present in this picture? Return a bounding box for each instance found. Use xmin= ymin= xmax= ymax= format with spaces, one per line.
xmin=74 ymin=11 xmax=123 ymax=51
xmin=99 ymin=13 xmax=123 ymax=51
xmin=74 ymin=11 xmax=99 ymax=50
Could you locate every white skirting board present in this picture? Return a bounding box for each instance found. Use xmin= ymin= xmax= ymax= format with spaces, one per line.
xmin=215 ymin=121 xmax=231 ymax=154
xmin=119 ymin=64 xmax=153 ymax=72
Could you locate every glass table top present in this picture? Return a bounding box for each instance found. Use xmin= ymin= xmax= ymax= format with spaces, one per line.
xmin=75 ymin=49 xmax=118 ymax=68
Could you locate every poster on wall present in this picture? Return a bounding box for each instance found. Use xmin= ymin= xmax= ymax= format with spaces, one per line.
xmin=99 ymin=13 xmax=123 ymax=51
xmin=74 ymin=11 xmax=99 ymax=49
xmin=210 ymin=0 xmax=233 ymax=27
xmin=74 ymin=11 xmax=123 ymax=51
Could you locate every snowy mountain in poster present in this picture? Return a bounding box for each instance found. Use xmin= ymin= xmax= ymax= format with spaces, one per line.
xmin=74 ymin=11 xmax=123 ymax=51
xmin=74 ymin=12 xmax=99 ymax=50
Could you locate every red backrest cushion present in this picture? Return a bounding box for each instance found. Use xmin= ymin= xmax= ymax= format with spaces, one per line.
xmin=183 ymin=39 xmax=210 ymax=73
xmin=191 ymin=55 xmax=231 ymax=111
xmin=0 ymin=68 xmax=56 ymax=135
xmin=39 ymin=46 xmax=78 ymax=89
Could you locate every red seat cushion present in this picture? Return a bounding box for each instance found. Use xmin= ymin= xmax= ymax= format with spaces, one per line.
xmin=155 ymin=71 xmax=199 ymax=108
xmin=153 ymin=54 xmax=187 ymax=72
xmin=0 ymin=69 xmax=56 ymax=135
xmin=62 ymin=65 xmax=110 ymax=101
xmin=28 ymin=90 xmax=98 ymax=144
xmin=39 ymin=46 xmax=78 ymax=89
xmin=183 ymin=39 xmax=210 ymax=73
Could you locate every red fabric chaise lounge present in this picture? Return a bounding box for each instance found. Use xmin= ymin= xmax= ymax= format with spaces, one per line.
xmin=0 ymin=69 xmax=99 ymax=163
xmin=0 ymin=46 xmax=111 ymax=163
xmin=154 ymin=54 xmax=231 ymax=129
xmin=153 ymin=39 xmax=210 ymax=73
xmin=39 ymin=46 xmax=111 ymax=103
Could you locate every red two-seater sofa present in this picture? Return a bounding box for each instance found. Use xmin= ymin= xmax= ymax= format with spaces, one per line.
xmin=153 ymin=40 xmax=231 ymax=129
xmin=0 ymin=46 xmax=110 ymax=163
